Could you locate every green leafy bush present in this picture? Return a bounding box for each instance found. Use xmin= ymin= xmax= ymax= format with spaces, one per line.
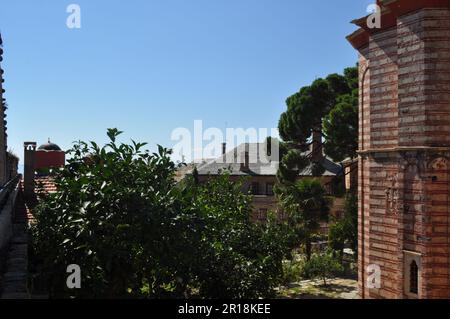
xmin=328 ymin=192 xmax=358 ymax=259
xmin=32 ymin=129 xmax=292 ymax=299
xmin=301 ymin=251 xmax=344 ymax=286
xmin=277 ymin=178 xmax=331 ymax=261
xmin=281 ymin=258 xmax=304 ymax=285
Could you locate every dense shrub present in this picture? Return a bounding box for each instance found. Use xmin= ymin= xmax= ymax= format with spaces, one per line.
xmin=281 ymin=258 xmax=304 ymax=285
xmin=277 ymin=178 xmax=331 ymax=261
xmin=32 ymin=129 xmax=293 ymax=299
xmin=301 ymin=251 xmax=343 ymax=286
xmin=328 ymin=192 xmax=358 ymax=259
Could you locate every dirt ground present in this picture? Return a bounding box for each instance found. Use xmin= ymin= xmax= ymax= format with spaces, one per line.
xmin=277 ymin=277 xmax=359 ymax=299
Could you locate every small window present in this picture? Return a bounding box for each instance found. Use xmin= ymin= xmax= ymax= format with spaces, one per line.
xmin=251 ymin=182 xmax=260 ymax=195
xmin=410 ymin=260 xmax=419 ymax=294
xmin=266 ymin=183 xmax=274 ymax=196
xmin=258 ymin=208 xmax=268 ymax=221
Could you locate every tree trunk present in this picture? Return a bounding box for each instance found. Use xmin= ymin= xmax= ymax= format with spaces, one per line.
xmin=305 ymin=241 xmax=312 ymax=261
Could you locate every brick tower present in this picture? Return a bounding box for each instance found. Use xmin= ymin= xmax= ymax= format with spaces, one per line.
xmin=348 ymin=0 xmax=450 ymax=299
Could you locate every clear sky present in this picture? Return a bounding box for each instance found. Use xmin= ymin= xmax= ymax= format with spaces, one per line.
xmin=0 ymin=0 xmax=373 ymax=164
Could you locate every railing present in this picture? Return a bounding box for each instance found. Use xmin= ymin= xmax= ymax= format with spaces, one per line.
xmin=0 ymin=175 xmax=20 ymax=213
xmin=0 ymin=174 xmax=22 ymax=294
xmin=0 ymin=174 xmax=21 ymax=259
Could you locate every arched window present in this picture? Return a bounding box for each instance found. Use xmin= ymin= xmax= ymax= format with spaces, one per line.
xmin=410 ymin=260 xmax=419 ymax=294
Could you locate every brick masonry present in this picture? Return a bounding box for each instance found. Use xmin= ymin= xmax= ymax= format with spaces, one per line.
xmin=350 ymin=4 xmax=450 ymax=299
xmin=0 ymin=38 xmax=7 ymax=184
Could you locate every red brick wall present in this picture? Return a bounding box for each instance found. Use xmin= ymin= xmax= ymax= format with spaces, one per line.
xmin=358 ymin=51 xmax=372 ymax=298
xmin=35 ymin=151 xmax=65 ymax=170
xmin=358 ymin=8 xmax=450 ymax=299
xmin=424 ymin=157 xmax=450 ymax=298
xmin=369 ymin=27 xmax=399 ymax=150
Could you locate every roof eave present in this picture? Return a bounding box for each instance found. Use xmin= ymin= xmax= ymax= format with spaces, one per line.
xmin=346 ymin=0 xmax=450 ymax=51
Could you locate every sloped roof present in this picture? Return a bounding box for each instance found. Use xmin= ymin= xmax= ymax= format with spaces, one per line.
xmin=18 ymin=176 xmax=57 ymax=223
xmin=347 ymin=0 xmax=450 ymax=50
xmin=35 ymin=176 xmax=57 ymax=194
xmin=195 ymin=143 xmax=342 ymax=177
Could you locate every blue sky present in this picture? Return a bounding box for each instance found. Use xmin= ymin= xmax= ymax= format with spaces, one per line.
xmin=0 ymin=0 xmax=373 ymax=164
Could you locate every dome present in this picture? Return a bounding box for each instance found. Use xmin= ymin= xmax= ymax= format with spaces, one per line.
xmin=38 ymin=139 xmax=62 ymax=151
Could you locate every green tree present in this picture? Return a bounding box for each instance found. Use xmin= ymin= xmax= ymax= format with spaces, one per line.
xmin=277 ymin=67 xmax=358 ymax=183
xmin=323 ymin=91 xmax=358 ymax=162
xmin=279 ymin=178 xmax=332 ymax=261
xmin=32 ymin=129 xmax=293 ymax=299
xmin=328 ymin=219 xmax=346 ymax=262
xmin=328 ymin=192 xmax=358 ymax=259
xmin=32 ymin=129 xmax=186 ymax=298
xmin=302 ymin=251 xmax=344 ymax=286
xmin=186 ymin=173 xmax=295 ymax=298
xmin=342 ymin=192 xmax=358 ymax=254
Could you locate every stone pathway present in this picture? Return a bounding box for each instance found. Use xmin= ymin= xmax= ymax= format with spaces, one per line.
xmin=277 ymin=277 xmax=359 ymax=299
xmin=1 ymin=190 xmax=30 ymax=299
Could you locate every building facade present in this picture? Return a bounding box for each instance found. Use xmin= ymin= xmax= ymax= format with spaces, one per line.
xmin=348 ymin=0 xmax=450 ymax=299
xmin=190 ymin=142 xmax=345 ymax=225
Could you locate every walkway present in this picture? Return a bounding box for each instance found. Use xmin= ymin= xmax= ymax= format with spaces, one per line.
xmin=0 ymin=187 xmax=33 ymax=299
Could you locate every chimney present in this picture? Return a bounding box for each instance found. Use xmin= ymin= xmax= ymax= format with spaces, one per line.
xmin=222 ymin=143 xmax=226 ymax=155
xmin=24 ymin=142 xmax=37 ymax=195
xmin=240 ymin=144 xmax=250 ymax=172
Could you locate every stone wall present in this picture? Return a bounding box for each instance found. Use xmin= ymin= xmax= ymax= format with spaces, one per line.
xmin=0 ymin=178 xmax=21 ymax=272
xmin=0 ymin=42 xmax=7 ymax=185
xmin=369 ymin=27 xmax=399 ymax=150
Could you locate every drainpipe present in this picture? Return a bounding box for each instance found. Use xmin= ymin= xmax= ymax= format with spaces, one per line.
xmin=360 ymin=64 xmax=370 ymax=299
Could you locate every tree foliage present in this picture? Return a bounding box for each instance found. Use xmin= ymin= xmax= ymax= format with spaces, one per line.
xmin=302 ymin=250 xmax=344 ymax=286
xmin=323 ymin=91 xmax=358 ymax=162
xmin=277 ymin=67 xmax=358 ymax=183
xmin=328 ymin=192 xmax=358 ymax=259
xmin=278 ymin=178 xmax=332 ymax=261
xmin=32 ymin=129 xmax=293 ymax=299
xmin=188 ymin=174 xmax=295 ymax=298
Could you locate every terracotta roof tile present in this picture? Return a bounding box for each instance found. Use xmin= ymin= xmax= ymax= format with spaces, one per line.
xmin=34 ymin=176 xmax=57 ymax=194
xmin=17 ymin=176 xmax=57 ymax=222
